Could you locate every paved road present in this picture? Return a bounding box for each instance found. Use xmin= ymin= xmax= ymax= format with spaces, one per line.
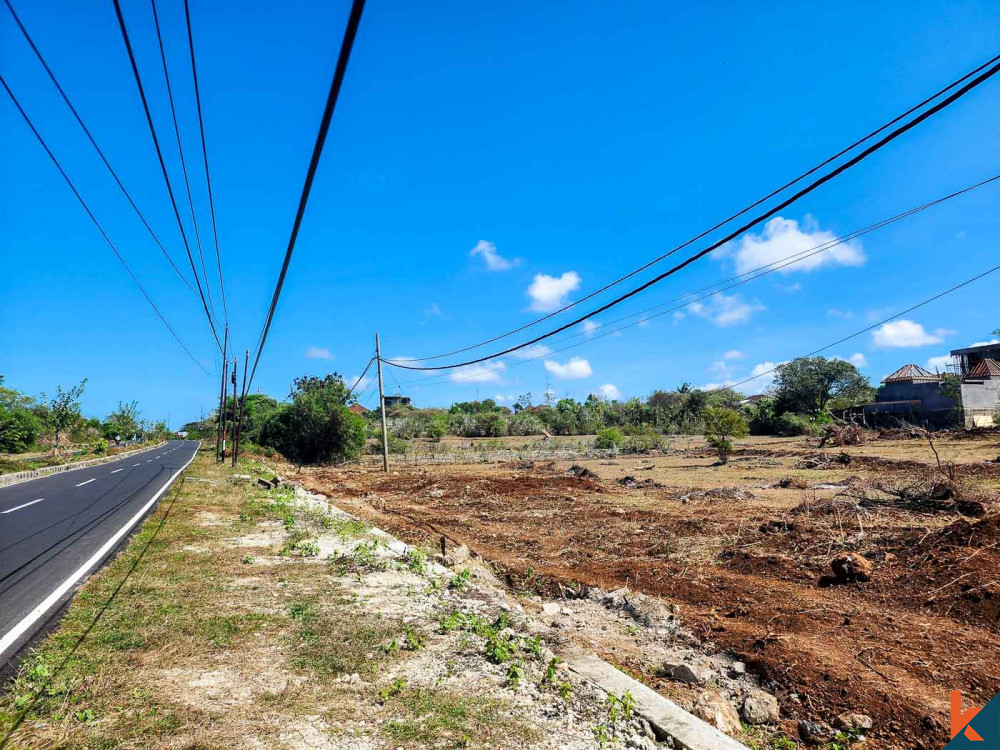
xmin=0 ymin=440 xmax=199 ymax=668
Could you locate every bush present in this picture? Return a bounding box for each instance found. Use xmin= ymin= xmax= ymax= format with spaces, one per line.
xmin=426 ymin=414 xmax=448 ymax=440
xmin=622 ymin=432 xmax=664 ymax=454
xmin=508 ymin=411 xmax=544 ymax=436
xmin=774 ymin=412 xmax=822 ymax=437
xmin=594 ymin=427 xmax=623 ymax=449
xmin=92 ymin=438 xmax=108 ymax=455
xmin=702 ymin=407 xmax=749 ymax=464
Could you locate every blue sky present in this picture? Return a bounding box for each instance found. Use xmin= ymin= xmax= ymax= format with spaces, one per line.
xmin=2 ymin=0 xmax=999 ymax=426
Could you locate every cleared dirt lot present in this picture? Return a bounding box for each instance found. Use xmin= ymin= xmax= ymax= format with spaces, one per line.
xmin=300 ymin=431 xmax=1000 ymax=749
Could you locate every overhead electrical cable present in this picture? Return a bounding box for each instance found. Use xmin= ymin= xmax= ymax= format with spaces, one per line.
xmin=149 ymin=0 xmax=217 ymax=322
xmin=182 ymin=0 xmax=228 ymax=328
xmin=245 ymin=0 xmax=366 ymax=389
xmin=346 ymin=356 xmax=376 ymax=399
xmin=394 ymin=173 xmax=1000 ymax=389
xmin=1 ymin=74 xmax=212 ymax=377
xmin=400 ymin=52 xmax=1000 ymax=364
xmin=111 ymin=0 xmax=223 ymax=355
xmin=384 ymin=57 xmax=1000 ymax=372
xmin=2 ymin=0 xmax=197 ymax=295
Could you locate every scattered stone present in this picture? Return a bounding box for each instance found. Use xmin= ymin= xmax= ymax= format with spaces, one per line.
xmin=569 ymin=464 xmax=597 ymax=479
xmin=774 ymin=476 xmax=809 ymax=490
xmin=759 ymin=519 xmax=797 ymax=534
xmin=740 ymin=690 xmax=780 ymax=725
xmin=834 ymin=713 xmax=873 ymax=732
xmin=428 ymin=489 xmax=444 ymax=498
xmin=829 ymin=552 xmax=873 ymax=583
xmin=798 ymin=720 xmax=835 ymax=745
xmin=659 ymin=660 xmax=713 ymax=685
xmin=692 ymin=691 xmax=741 ymax=735
xmin=541 ymin=602 xmax=562 ymax=617
xmin=600 ymin=588 xmax=674 ymax=627
xmin=729 ymin=661 xmax=746 ymax=676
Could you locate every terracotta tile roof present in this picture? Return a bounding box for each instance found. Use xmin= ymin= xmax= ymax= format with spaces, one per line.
xmin=966 ymin=358 xmax=1000 ymax=379
xmin=882 ymin=364 xmax=941 ymax=384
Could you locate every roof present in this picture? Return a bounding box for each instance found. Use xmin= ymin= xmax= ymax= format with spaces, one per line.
xmin=966 ymin=358 xmax=1000 ymax=379
xmin=347 ymin=404 xmax=368 ymax=414
xmin=950 ymin=341 xmax=1000 ymax=356
xmin=882 ymin=364 xmax=941 ymax=384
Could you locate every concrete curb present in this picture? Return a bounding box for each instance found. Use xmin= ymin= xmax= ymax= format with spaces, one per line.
xmin=0 ymin=442 xmax=168 ymax=489
xmin=283 ymin=478 xmax=750 ymax=750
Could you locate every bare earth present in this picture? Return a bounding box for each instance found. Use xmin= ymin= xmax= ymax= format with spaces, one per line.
xmin=298 ymin=431 xmax=1000 ymax=749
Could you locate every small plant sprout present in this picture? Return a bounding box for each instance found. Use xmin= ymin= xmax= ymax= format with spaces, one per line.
xmin=405 ymin=547 xmax=428 ymax=575
xmin=506 ymin=660 xmax=526 ymax=687
xmin=402 ymin=627 xmax=425 ymax=652
xmin=377 ymin=676 xmax=406 ymax=704
xmin=593 ymin=723 xmax=611 ymax=749
xmin=449 ymin=568 xmax=472 ymax=590
xmin=558 ymin=681 xmax=573 ymax=701
xmin=542 ymin=656 xmax=563 ymax=685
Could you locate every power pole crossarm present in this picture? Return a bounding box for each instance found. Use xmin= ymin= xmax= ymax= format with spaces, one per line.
xmin=375 ymin=332 xmax=389 ymax=473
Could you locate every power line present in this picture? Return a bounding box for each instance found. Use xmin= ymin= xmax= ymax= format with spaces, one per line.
xmin=346 ymin=356 xmax=376 ymax=399
xmin=245 ymin=0 xmax=366 ymax=389
xmin=393 ymin=172 xmax=1000 ymax=390
xmin=149 ymin=0 xmax=217 ymax=323
xmin=2 ymin=0 xmax=197 ymax=295
xmin=1 ymin=73 xmax=212 ymax=378
xmin=399 ymin=52 xmax=1000 ymax=364
xmin=112 ymin=0 xmax=223 ymax=355
xmin=385 ymin=57 xmax=1000 ymax=372
xmin=183 ymin=0 xmax=228 ymax=328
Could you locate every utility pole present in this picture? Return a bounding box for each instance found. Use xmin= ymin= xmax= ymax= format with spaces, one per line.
xmin=216 ymin=326 xmax=228 ymax=461
xmin=230 ymin=356 xmax=238 ymax=463
xmin=233 ymin=349 xmax=249 ymax=466
xmin=375 ymin=332 xmax=389 ymax=472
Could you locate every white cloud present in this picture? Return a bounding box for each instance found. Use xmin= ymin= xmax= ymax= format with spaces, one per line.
xmin=493 ymin=393 xmax=516 ymax=403
xmin=449 ymin=361 xmax=506 ymax=384
xmin=970 ymin=339 xmax=1000 ymax=347
xmin=305 ymin=346 xmax=334 ymax=360
xmin=672 ymin=311 xmax=685 ymax=325
xmin=424 ymin=302 xmax=442 ymax=318
xmin=690 ymin=293 xmax=765 ymax=327
xmin=834 ymin=352 xmax=868 ymax=368
xmin=469 ymin=240 xmax=515 ymax=271
xmin=511 ymin=343 xmax=553 ymax=360
xmin=581 ymin=320 xmax=600 ymax=336
xmin=723 ymin=350 xmax=743 ymax=361
xmin=730 ymin=215 xmax=865 ymax=275
xmin=704 ymin=360 xmax=786 ymax=393
xmin=349 ymin=374 xmax=372 ymax=392
xmin=827 ymin=308 xmax=854 ymax=319
xmin=775 ymin=281 xmax=802 ymax=293
xmin=544 ymin=357 xmax=592 ymax=380
xmin=527 ymin=271 xmax=581 ymax=312
xmin=871 ymin=320 xmax=947 ymax=348
xmin=592 ymin=383 xmax=621 ymax=400
xmin=925 ymin=354 xmax=953 ymax=372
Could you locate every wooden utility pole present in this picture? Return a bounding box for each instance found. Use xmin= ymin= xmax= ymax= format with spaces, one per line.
xmin=233 ymin=349 xmax=249 ymax=466
xmin=230 ymin=356 xmax=238 ymax=461
xmin=375 ymin=332 xmax=389 ymax=472
xmin=216 ymin=326 xmax=228 ymax=461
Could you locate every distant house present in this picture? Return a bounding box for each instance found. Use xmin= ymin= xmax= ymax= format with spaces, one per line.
xmin=739 ymin=394 xmax=767 ymax=406
xmin=383 ymin=394 xmax=411 ymax=408
xmin=347 ymin=404 xmax=368 ymax=415
xmin=950 ymin=342 xmax=1000 ymax=427
xmin=856 ymin=364 xmax=957 ymax=428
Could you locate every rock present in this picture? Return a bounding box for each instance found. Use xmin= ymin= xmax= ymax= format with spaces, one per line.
xmin=444 ymin=544 xmax=471 ymax=566
xmin=428 ymin=489 xmax=444 ymax=498
xmin=660 ymin=660 xmax=713 ymax=685
xmin=740 ymin=690 xmax=780 ymax=725
xmin=692 ymin=691 xmax=741 ymax=735
xmin=834 ymin=713 xmax=873 ymax=732
xmin=600 ymin=588 xmax=672 ymax=627
xmin=541 ymin=602 xmax=562 ymax=616
xmin=797 ymin=720 xmax=835 ymax=745
xmin=729 ymin=661 xmax=746 ymax=676
xmin=830 ymin=552 xmax=873 ymax=583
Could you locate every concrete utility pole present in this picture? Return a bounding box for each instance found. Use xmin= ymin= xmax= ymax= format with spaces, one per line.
xmin=233 ymin=349 xmax=249 ymax=466
xmin=230 ymin=356 xmax=238 ymax=462
xmin=216 ymin=326 xmax=228 ymax=461
xmin=375 ymin=332 xmax=389 ymax=472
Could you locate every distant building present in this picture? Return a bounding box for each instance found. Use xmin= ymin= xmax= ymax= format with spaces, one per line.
xmin=856 ymin=364 xmax=957 ymax=428
xmin=383 ymin=394 xmax=411 ymax=408
xmin=950 ymin=342 xmax=1000 ymax=427
xmin=739 ymin=394 xmax=767 ymax=406
xmin=347 ymin=404 xmax=368 ymax=415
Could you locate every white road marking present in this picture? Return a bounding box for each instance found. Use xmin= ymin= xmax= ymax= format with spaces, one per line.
xmin=2 ymin=499 xmax=44 ymax=514
xmin=0 ymin=447 xmax=198 ymax=660
xmin=146 ymin=460 xmax=152 ymax=463
xmin=111 ymin=469 xmax=123 ymax=474
xmin=133 ymin=463 xmax=141 ymax=467
xmin=76 ymin=478 xmax=97 ymax=487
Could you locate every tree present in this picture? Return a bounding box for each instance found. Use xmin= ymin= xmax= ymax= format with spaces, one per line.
xmin=427 ymin=413 xmax=448 ymax=440
xmin=939 ymin=373 xmax=964 ymax=426
xmin=0 ymin=377 xmax=42 ymax=453
xmin=258 ymin=374 xmax=365 ymax=464
xmin=107 ymin=400 xmax=141 ymax=441
xmin=703 ymin=407 xmax=749 ymax=464
xmin=45 ymin=379 xmax=87 ymax=453
xmin=771 ymin=357 xmax=873 ymax=415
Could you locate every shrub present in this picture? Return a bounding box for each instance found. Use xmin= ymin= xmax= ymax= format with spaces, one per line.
xmin=774 ymin=412 xmax=821 ymax=437
xmin=508 ymin=411 xmax=544 ymax=436
xmin=702 ymin=407 xmax=749 ymax=463
xmin=426 ymin=414 xmax=448 ymax=440
xmin=622 ymin=431 xmax=664 ymax=454
xmin=92 ymin=438 xmax=108 ymax=455
xmin=595 ymin=427 xmax=623 ymax=449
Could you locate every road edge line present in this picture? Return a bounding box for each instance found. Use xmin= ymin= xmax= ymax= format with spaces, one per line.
xmin=0 ymin=442 xmax=168 ymax=490
xmin=0 ymin=443 xmax=199 ymax=661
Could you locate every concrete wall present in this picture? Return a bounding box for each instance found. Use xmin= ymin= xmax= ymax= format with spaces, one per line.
xmin=961 ymin=380 xmax=1000 ymax=427
xmin=877 ymin=381 xmax=955 ymax=410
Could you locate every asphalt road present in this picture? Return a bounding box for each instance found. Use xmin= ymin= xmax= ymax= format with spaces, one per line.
xmin=0 ymin=439 xmax=199 ymax=669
